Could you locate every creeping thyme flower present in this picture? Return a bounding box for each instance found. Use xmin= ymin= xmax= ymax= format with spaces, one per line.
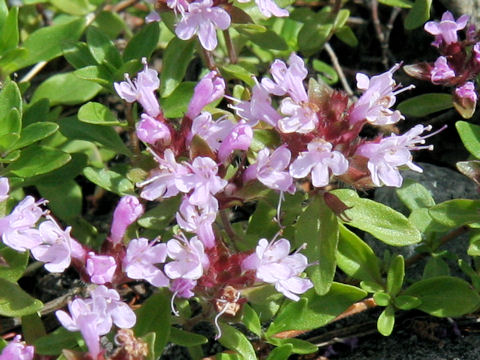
xmin=123 ymin=238 xmax=169 ymax=287
xmin=137 ymin=114 xmax=172 ymax=146
xmin=290 ymin=139 xmax=349 ymax=188
xmin=0 ymin=177 xmax=9 ymax=202
xmin=187 ymin=71 xmax=225 ymax=119
xmin=86 ymin=252 xmax=117 ymax=284
xmin=175 ymin=0 xmax=231 ymax=51
xmin=431 ymin=56 xmax=456 ymax=84
xmin=242 ymin=238 xmax=313 ymax=301
xmin=424 ymin=11 xmax=469 ymax=47
xmin=455 ymin=81 xmax=477 ymax=103
xmin=110 ymin=196 xmax=144 ymax=245
xmin=237 ymin=0 xmax=288 ymax=18
xmin=164 ymin=235 xmax=210 ymax=280
xmin=217 ymin=122 xmax=253 ymax=162
xmin=0 ymin=335 xmax=34 ymax=360
xmin=191 ymin=112 xmax=236 ymax=151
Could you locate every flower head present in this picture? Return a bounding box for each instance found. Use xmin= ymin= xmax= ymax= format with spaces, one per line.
xmin=187 ymin=71 xmax=225 ymax=119
xmin=109 ymin=196 xmax=144 ymax=245
xmin=424 ymin=11 xmax=469 ymax=47
xmin=0 ymin=335 xmax=34 ymax=360
xmin=164 ymin=235 xmax=209 ymax=280
xmin=431 ymin=56 xmax=455 ymax=84
xmin=86 ymin=253 xmax=117 ymax=284
xmin=137 ymin=114 xmax=172 ymax=146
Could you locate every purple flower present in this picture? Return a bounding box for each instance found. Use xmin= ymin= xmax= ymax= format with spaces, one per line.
xmin=243 ymin=146 xmax=295 ymax=193
xmin=109 ymin=195 xmax=144 ymax=245
xmin=30 ymin=219 xmax=76 ymax=273
xmin=123 ymin=237 xmax=169 ymax=287
xmin=424 ymin=11 xmax=469 ymax=47
xmin=176 ymin=196 xmax=218 ymax=248
xmin=164 ymin=235 xmax=209 ymax=280
xmin=473 ymin=43 xmax=480 ymax=64
xmin=350 ymin=64 xmax=411 ymax=125
xmin=431 ymin=56 xmax=455 ymax=84
xmin=175 ymin=0 xmax=231 ymax=51
xmin=237 ymin=0 xmax=288 ymax=17
xmin=290 ymin=139 xmax=349 ymax=187
xmin=0 ymin=177 xmax=9 ymax=202
xmin=230 ymin=83 xmax=281 ymax=127
xmin=455 ymin=81 xmax=477 ymax=103
xmin=277 ymin=97 xmax=318 ymax=133
xmin=261 ymin=53 xmax=309 ymax=103
xmin=170 ymin=278 xmax=197 ymax=298
xmin=191 ymin=112 xmax=235 ymax=151
xmin=0 ymin=196 xmax=45 ymax=252
xmin=145 ymin=10 xmax=161 ymax=23
xmin=114 ymin=58 xmax=161 ymax=117
xmin=137 ymin=114 xmax=172 ymax=146
xmin=0 ymin=335 xmax=34 ymax=360
xmin=56 ymin=286 xmax=135 ymax=359
xmin=86 ymin=253 xmax=117 ymax=284
xmin=137 ymin=149 xmax=189 ymax=201
xmin=217 ymin=122 xmax=253 ymax=162
xmin=187 ymin=71 xmax=225 ymax=119
xmin=176 ymin=156 xmax=227 ymax=206
xmin=242 ymin=238 xmax=313 ymax=301
xmin=356 ymin=125 xmax=435 ymax=187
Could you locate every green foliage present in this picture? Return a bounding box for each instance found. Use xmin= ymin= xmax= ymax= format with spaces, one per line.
xmin=397 ymin=93 xmax=453 ymax=117
xmin=0 ymin=278 xmax=43 ymax=316
xmin=160 ymin=38 xmax=195 ymax=97
xmin=457 ymin=121 xmax=480 ymax=159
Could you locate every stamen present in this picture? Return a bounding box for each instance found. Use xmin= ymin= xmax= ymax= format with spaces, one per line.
xmin=170 ymin=292 xmax=180 ymax=317
xmin=214 ymin=301 xmax=230 ymax=340
xmin=393 ymin=84 xmax=415 ymax=96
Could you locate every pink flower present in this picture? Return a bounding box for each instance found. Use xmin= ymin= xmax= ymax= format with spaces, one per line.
xmin=164 ymin=235 xmax=209 ymax=280
xmin=289 ymin=139 xmax=349 ymax=187
xmin=356 ymin=125 xmax=435 ymax=187
xmin=145 ymin=10 xmax=161 ymax=23
xmin=350 ymin=64 xmax=411 ymax=125
xmin=243 ymin=146 xmax=295 ymax=193
xmin=0 ymin=335 xmax=34 ymax=360
xmin=114 ymin=58 xmax=160 ymax=117
xmin=0 ymin=196 xmax=45 ymax=252
xmin=109 ymin=195 xmax=144 ymax=245
xmin=175 ymin=0 xmax=231 ymax=51
xmin=30 ymin=219 xmax=78 ymax=273
xmin=176 ymin=196 xmax=218 ymax=248
xmin=191 ymin=112 xmax=235 ymax=151
xmin=187 ymin=71 xmax=225 ymax=119
xmin=424 ymin=11 xmax=469 ymax=47
xmin=137 ymin=149 xmax=189 ymax=201
xmin=261 ymin=53 xmax=308 ymax=103
xmin=176 ymin=157 xmax=227 ymax=206
xmin=431 ymin=56 xmax=455 ymax=84
xmin=473 ymin=43 xmax=480 ymax=64
xmin=277 ymin=97 xmax=318 ymax=133
xmin=136 ymin=114 xmax=172 ymax=146
xmin=242 ymin=238 xmax=313 ymax=301
xmin=56 ymin=286 xmax=135 ymax=359
xmin=455 ymin=81 xmax=477 ymax=103
xmin=217 ymin=122 xmax=253 ymax=162
xmin=170 ymin=278 xmax=197 ymax=298
xmin=86 ymin=253 xmax=117 ymax=284
xmin=0 ymin=177 xmax=9 ymax=202
xmin=123 ymin=238 xmax=169 ymax=287
xmin=237 ymin=0 xmax=288 ymax=17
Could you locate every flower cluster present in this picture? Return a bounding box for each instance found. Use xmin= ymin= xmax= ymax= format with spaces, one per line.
xmin=405 ymin=11 xmax=480 ymax=118
xmin=0 ymin=336 xmax=34 ymax=360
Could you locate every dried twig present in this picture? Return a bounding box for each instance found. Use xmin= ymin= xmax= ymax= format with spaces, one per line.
xmin=324 ymin=42 xmax=355 ymax=96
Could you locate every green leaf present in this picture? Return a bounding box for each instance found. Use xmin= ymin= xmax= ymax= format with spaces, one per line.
xmin=377 ymin=305 xmax=395 ymax=336
xmin=267 ymin=338 xmax=317 ymax=355
xmin=86 ymin=26 xmax=122 ymax=68
xmin=37 ymin=180 xmax=82 ymax=221
xmin=0 ymin=107 xmax=21 ymax=138
xmin=336 ymin=224 xmax=382 ymax=283
xmin=78 ymin=102 xmax=122 ymax=126
xmin=91 ymin=11 xmax=125 ymax=39
xmin=395 ymin=179 xmax=435 ymax=211
xmin=57 ymin=116 xmax=131 ymax=156
xmin=332 ymin=189 xmax=421 ymax=246
xmin=266 ymin=283 xmax=366 ymax=335
xmin=404 ymin=0 xmax=432 ymax=30
xmin=34 ymin=327 xmax=83 ymax=355
xmin=378 ymin=0 xmax=413 ymax=8
xmin=12 ymin=122 xmax=59 ymax=150
xmin=422 ymin=257 xmax=450 ymax=279
xmin=298 ymin=22 xmax=332 ymax=52
xmin=0 ymin=80 xmax=22 ymax=131
xmin=334 ymin=25 xmax=358 ymax=47
xmin=235 ymin=24 xmax=288 ymax=50
xmin=7 ymin=146 xmax=71 ymax=177
xmin=0 ymin=247 xmax=28 ymax=282
xmin=137 ymin=196 xmax=181 ymax=229
xmin=0 ymin=278 xmax=43 ymax=316
xmin=0 ymin=6 xmax=19 ymax=53
xmin=457 ymin=121 xmax=480 ymax=159
xmin=22 ymin=313 xmax=46 ymax=344
xmin=73 ymin=65 xmax=113 ymax=87
xmin=242 ymin=303 xmax=262 ymax=336
xmin=23 ymin=99 xmax=49 ymax=127
xmin=10 ymin=17 xmax=87 ymax=71
xmin=265 ymin=344 xmax=293 ymax=360
xmin=31 ymin=72 xmax=102 ymax=106
xmin=221 ymin=64 xmax=256 ymax=87
xmin=0 ymin=0 xmax=7 ymax=30
xmin=428 ymin=199 xmax=480 ymax=228
xmin=468 ymin=229 xmax=480 ymax=256
xmin=218 ymin=322 xmax=257 ymax=360
xmin=312 ymin=60 xmax=338 ymax=85
xmin=162 ymin=82 xmax=195 ymax=118
xmin=397 ymin=93 xmax=452 ymax=117
xmin=373 ymin=292 xmax=391 ymax=306
xmin=295 ymin=195 xmax=338 ymax=295
xmin=160 ymin=37 xmax=195 ymax=97
xmin=49 ymin=0 xmax=95 ymax=15
xmin=394 ymin=295 xmax=421 ymax=310
xmin=63 ymin=42 xmax=98 ymax=69
xmin=360 ymin=280 xmax=384 ymax=293
xmin=402 ymin=276 xmax=480 ymax=317
xmin=387 ymin=255 xmax=404 ymax=296
xmin=134 ymin=292 xmax=171 ymax=358
xmin=83 ymin=167 xmax=134 ymax=195
xmin=169 ymin=327 xmax=208 ymax=347
xmin=123 ymin=22 xmax=160 ymax=62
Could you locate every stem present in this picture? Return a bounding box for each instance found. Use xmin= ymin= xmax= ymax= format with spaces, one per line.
xmin=219 ymin=209 xmax=242 ymax=245
xmin=223 ymin=29 xmax=237 ymax=64
xmin=125 ymin=102 xmax=141 ymax=156
xmin=201 ymin=47 xmax=218 ymax=71
xmin=324 ymin=42 xmax=354 ymax=96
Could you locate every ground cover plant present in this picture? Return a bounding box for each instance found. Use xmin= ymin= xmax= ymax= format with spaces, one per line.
xmin=0 ymin=0 xmax=480 ymax=359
